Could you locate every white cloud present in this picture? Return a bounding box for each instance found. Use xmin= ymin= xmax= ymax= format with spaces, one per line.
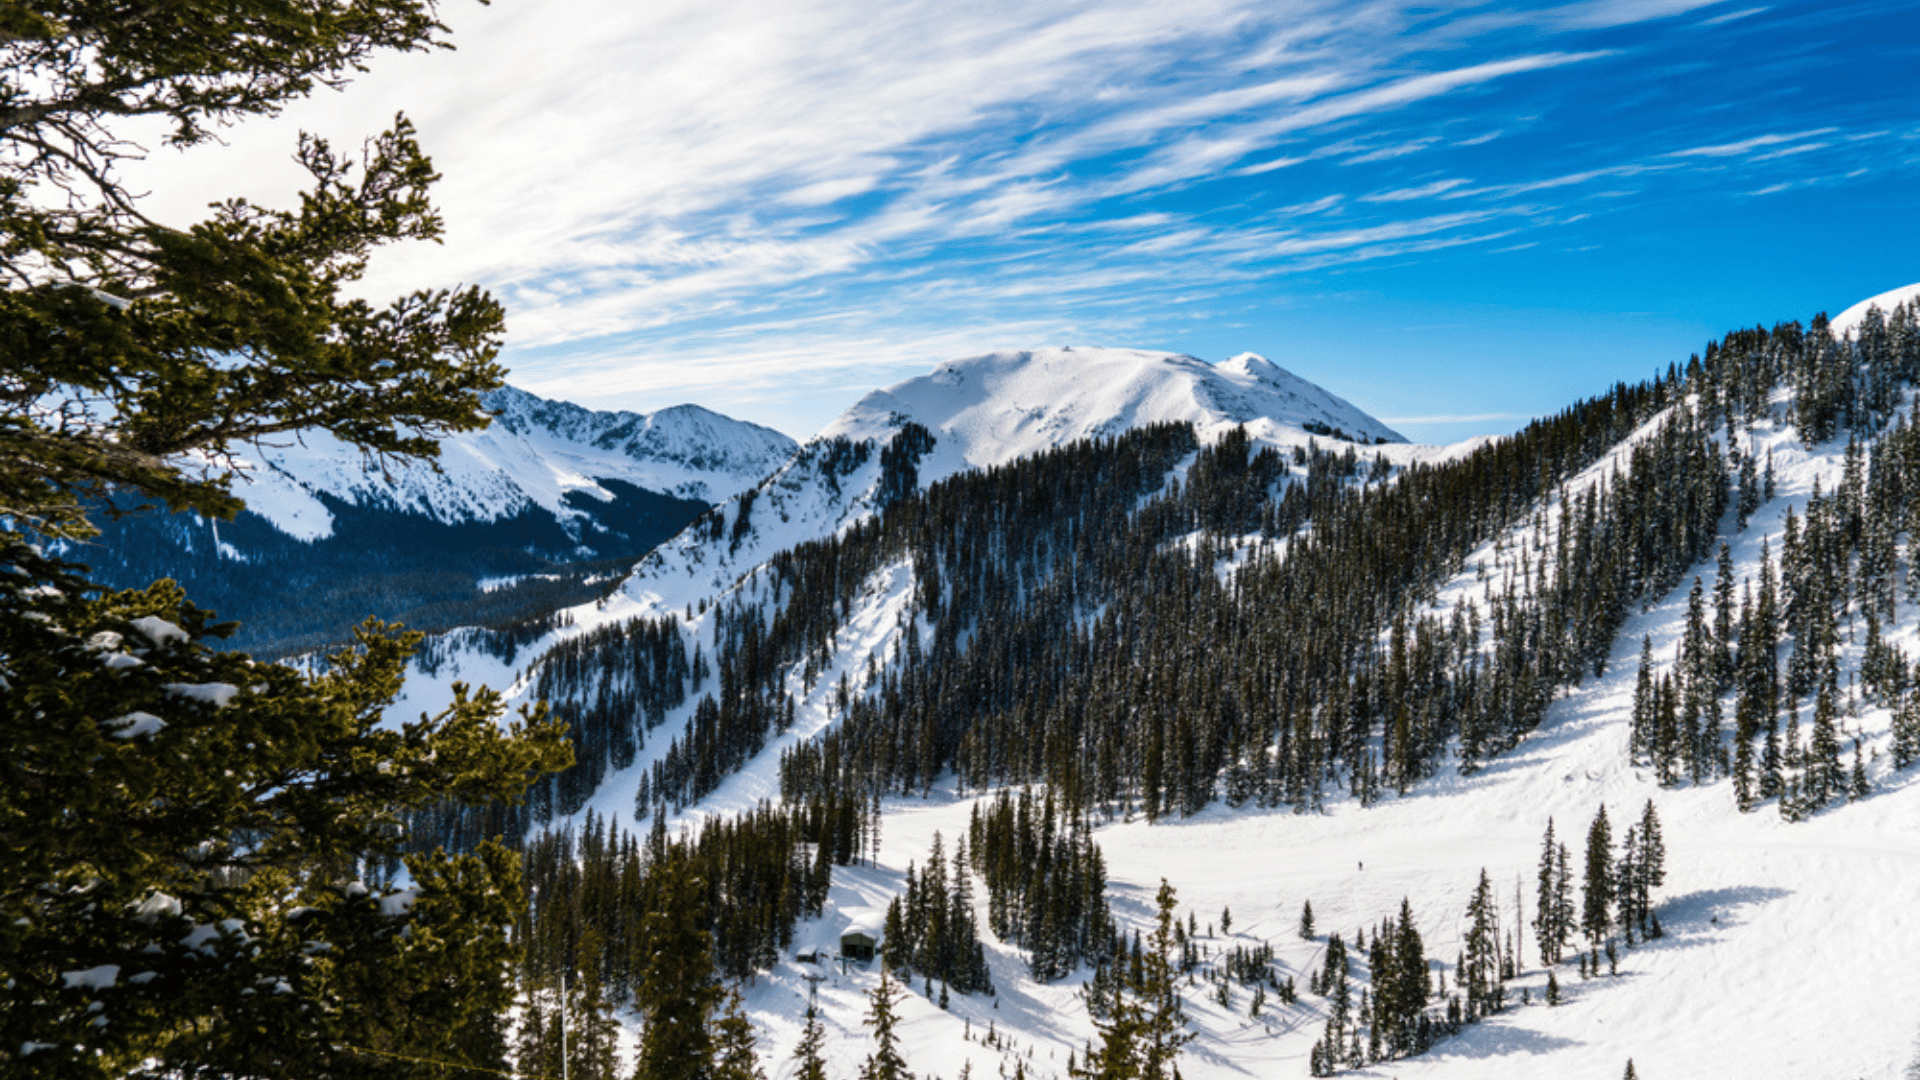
xmin=99 ymin=0 xmax=1908 ymax=437
xmin=1665 ymin=128 xmax=1838 ymax=158
xmin=1362 ymin=178 xmax=1472 ymax=202
xmin=1699 ymin=6 xmax=1769 ymax=24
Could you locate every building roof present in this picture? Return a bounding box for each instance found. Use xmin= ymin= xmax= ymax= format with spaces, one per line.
xmin=842 ymin=910 xmax=886 ymax=939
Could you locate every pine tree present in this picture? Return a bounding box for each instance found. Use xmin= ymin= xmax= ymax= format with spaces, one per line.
xmin=792 ymin=1006 xmax=830 ymax=1080
xmin=0 ymin=1 xmax=564 ymax=1073
xmin=0 ymin=1 xmax=507 ymax=542
xmin=1077 ymin=978 xmax=1147 ymax=1080
xmin=861 ymin=968 xmax=915 ymax=1080
xmin=1142 ymin=881 xmax=1195 ymax=1080
xmin=2 ymin=541 xmax=570 ymax=1079
xmin=713 ymin=989 xmax=767 ymax=1080
xmin=1462 ymin=869 xmax=1505 ymax=1018
xmin=1895 ymin=692 xmax=1920 ymax=770
xmin=516 ymin=972 xmax=622 ymax=1080
xmin=1554 ymin=841 xmax=1574 ymax=955
xmin=1583 ymin=806 xmax=1615 ymax=945
xmin=1805 ymin=683 xmax=1846 ymax=810
xmin=1300 ymin=899 xmax=1316 ymax=940
xmin=1632 ymin=801 xmax=1667 ymax=938
xmin=1533 ymin=819 xmax=1569 ymax=966
xmin=635 ymin=848 xmax=724 ymax=1080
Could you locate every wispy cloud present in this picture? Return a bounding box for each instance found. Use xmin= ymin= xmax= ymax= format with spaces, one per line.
xmin=1699 ymin=6 xmax=1768 ymax=25
xmin=1665 ymin=128 xmax=1838 ymax=158
xmin=115 ymin=0 xmax=1920 ymax=437
xmin=1362 ymin=178 xmax=1472 ymax=202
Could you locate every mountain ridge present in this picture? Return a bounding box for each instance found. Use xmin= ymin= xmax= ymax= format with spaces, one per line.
xmin=78 ymin=385 xmax=795 ymax=655
xmin=229 ymin=384 xmax=797 ymax=543
xmin=582 ymin=345 xmax=1413 ymax=630
xmin=819 ymin=346 xmax=1402 ymax=490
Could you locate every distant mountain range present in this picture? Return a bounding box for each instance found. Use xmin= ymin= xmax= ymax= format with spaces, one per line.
xmin=72 ymin=386 xmax=796 ymax=655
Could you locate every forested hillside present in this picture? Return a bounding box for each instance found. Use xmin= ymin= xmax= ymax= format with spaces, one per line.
xmin=395 ymin=297 xmax=1920 ymax=1080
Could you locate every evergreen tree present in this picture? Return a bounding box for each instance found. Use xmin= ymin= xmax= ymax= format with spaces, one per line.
xmin=1582 ymin=806 xmax=1615 ymax=945
xmin=1141 ymin=881 xmax=1195 ymax=1080
xmin=1462 ymin=869 xmax=1505 ymax=1019
xmin=1077 ymin=974 xmax=1147 ymax=1080
xmin=635 ymin=848 xmax=723 ymax=1080
xmin=1805 ymin=684 xmax=1847 ymax=810
xmin=1 ymin=542 xmax=569 ymax=1079
xmin=713 ymin=989 xmax=767 ymax=1080
xmin=792 ymin=1006 xmax=830 ymax=1080
xmin=861 ymin=968 xmax=915 ymax=1080
xmin=0 ymin=0 xmax=568 ymax=1074
xmin=1895 ymin=691 xmax=1920 ymax=770
xmin=1300 ymin=900 xmax=1316 ymax=940
xmin=1533 ymin=818 xmax=1571 ymax=966
xmin=515 ymin=972 xmax=621 ymax=1080
xmin=1626 ymin=801 xmax=1667 ymax=938
xmin=0 ymin=0 xmax=507 ymax=542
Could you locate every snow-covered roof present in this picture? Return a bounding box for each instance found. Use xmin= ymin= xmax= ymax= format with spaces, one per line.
xmin=841 ymin=911 xmax=885 ymax=939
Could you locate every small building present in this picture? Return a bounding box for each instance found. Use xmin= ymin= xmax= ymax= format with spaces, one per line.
xmin=840 ymin=912 xmax=885 ymax=963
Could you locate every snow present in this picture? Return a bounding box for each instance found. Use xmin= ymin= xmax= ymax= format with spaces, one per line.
xmin=106 ymin=711 xmax=166 ymax=739
xmin=162 ymin=682 xmax=240 ymax=709
xmin=131 ymin=892 xmax=181 ymax=924
xmin=588 ymin=388 xmax=1916 ymax=1080
xmin=819 ymin=347 xmax=1403 ymax=490
xmin=376 ymin=889 xmax=419 ymax=918
xmin=61 ymin=965 xmax=120 ymax=990
xmin=218 ymin=385 xmax=795 ymax=542
xmin=180 ymin=919 xmax=248 ymax=954
xmin=1831 ymin=281 xmax=1920 ymax=338
xmin=128 ymin=615 xmax=188 ymax=649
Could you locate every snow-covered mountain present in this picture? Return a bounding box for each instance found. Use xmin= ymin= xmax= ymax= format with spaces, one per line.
xmin=80 ymin=386 xmax=796 ymax=654
xmin=590 ymin=346 xmax=1411 ymax=621
xmin=820 ymin=346 xmax=1402 ymax=487
xmin=229 ymin=385 xmax=796 ymax=543
xmin=397 ymin=294 xmax=1920 ymax=1080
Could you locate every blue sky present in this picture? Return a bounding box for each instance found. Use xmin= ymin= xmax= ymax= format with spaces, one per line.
xmin=139 ymin=0 xmax=1920 ymax=443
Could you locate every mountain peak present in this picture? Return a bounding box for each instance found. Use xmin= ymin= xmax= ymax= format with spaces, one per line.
xmin=818 ymin=345 xmax=1401 ymax=488
xmin=1219 ymin=351 xmax=1281 ymax=379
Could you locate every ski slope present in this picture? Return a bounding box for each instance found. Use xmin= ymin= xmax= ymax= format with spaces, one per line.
xmin=386 ymin=320 xmax=1920 ymax=1079
xmin=699 ymin=375 xmax=1920 ymax=1080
